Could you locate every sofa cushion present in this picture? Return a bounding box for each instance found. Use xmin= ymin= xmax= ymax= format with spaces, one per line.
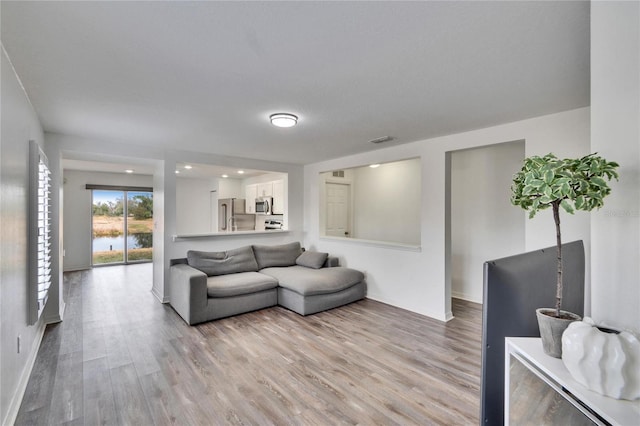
xmin=260 ymin=266 xmax=364 ymax=296
xmin=252 ymin=242 xmax=303 ymax=269
xmin=296 ymin=251 xmax=328 ymax=269
xmin=187 ymin=246 xmax=258 ymax=276
xmin=206 ymin=272 xmax=278 ymax=298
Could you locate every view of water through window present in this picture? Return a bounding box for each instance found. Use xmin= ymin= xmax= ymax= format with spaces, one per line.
xmin=92 ymin=189 xmax=153 ymax=265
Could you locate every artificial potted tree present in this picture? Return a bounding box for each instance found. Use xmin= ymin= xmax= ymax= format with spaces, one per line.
xmin=511 ymin=152 xmax=619 ymax=357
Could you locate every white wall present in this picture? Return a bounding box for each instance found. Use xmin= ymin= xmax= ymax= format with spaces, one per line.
xmin=62 ymin=170 xmax=153 ymax=271
xmin=304 ymin=107 xmax=590 ymax=321
xmin=590 ymin=1 xmax=640 ymax=334
xmin=242 ymin=172 xmax=287 ymax=186
xmin=0 ymin=46 xmax=49 ymax=425
xmin=175 ymin=177 xmax=216 ymax=234
xmin=218 ymin=178 xmax=242 ymax=198
xmin=450 ymin=142 xmax=525 ymax=303
xmin=352 ymin=159 xmax=421 ymax=245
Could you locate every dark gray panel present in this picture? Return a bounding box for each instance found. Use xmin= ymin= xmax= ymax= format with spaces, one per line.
xmin=480 ymin=240 xmax=585 ymax=426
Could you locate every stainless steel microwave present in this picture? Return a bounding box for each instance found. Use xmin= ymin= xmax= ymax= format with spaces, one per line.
xmin=255 ymin=196 xmax=272 ymax=215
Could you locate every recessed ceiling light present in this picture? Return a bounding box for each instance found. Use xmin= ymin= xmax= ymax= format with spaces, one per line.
xmin=175 ymin=170 xmax=180 ymax=174
xmin=221 ymin=174 xmax=229 ymax=178
xmin=125 ymin=169 xmax=134 ymax=174
xmin=184 ymin=165 xmax=193 ymax=170
xmin=237 ymin=170 xmax=245 ymax=174
xmin=270 ymin=113 xmax=298 ymax=128
xmin=369 ymin=164 xmax=380 ymax=168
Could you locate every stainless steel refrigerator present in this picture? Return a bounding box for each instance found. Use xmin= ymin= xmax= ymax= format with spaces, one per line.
xmin=218 ymin=198 xmax=255 ymax=232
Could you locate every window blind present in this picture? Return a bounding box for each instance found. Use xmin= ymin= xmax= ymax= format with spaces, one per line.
xmin=29 ymin=140 xmax=52 ymax=324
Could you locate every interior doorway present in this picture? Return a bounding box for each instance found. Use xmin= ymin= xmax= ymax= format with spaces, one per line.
xmin=446 ymin=141 xmax=525 ymax=311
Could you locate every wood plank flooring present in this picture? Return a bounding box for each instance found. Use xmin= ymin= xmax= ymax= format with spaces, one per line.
xmin=16 ymin=264 xmax=483 ymax=425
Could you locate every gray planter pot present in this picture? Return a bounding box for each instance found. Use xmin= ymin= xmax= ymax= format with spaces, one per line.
xmin=536 ymin=308 xmax=581 ymax=358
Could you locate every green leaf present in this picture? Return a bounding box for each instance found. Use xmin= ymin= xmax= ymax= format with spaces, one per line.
xmin=591 ymin=176 xmax=608 ymax=187
xmin=524 ymin=174 xmax=534 ymax=185
xmin=578 ymin=179 xmax=589 ymax=192
xmin=531 ymin=179 xmax=545 ymax=189
xmin=522 ymin=185 xmax=535 ymax=195
xmin=543 ymin=169 xmax=554 ymax=184
xmin=574 ymin=195 xmax=585 ymax=210
xmin=539 ymin=195 xmax=553 ymax=204
xmin=560 ymin=199 xmax=575 ymax=214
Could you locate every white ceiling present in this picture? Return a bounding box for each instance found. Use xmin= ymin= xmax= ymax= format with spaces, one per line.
xmin=1 ymin=1 xmax=590 ymax=165
xmin=62 ymin=158 xmax=270 ymax=179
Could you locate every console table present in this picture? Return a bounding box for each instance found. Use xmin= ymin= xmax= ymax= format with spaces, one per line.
xmin=505 ymin=337 xmax=640 ymax=425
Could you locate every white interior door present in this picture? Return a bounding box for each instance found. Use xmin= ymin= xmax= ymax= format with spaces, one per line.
xmin=325 ymin=182 xmax=351 ymax=237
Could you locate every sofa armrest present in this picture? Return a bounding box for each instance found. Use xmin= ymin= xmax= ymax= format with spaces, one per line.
xmin=324 ymin=256 xmax=340 ymax=268
xmin=169 ymin=263 xmax=208 ymax=325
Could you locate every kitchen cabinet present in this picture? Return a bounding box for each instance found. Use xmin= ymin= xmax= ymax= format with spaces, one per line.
xmin=244 ymin=179 xmax=284 ymax=215
xmin=245 ymin=184 xmax=257 ymax=213
xmin=272 ymin=180 xmax=284 ymax=214
xmin=257 ymin=182 xmax=273 ymax=197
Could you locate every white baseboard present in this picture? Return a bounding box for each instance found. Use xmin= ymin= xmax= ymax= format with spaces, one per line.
xmin=151 ymin=287 xmax=169 ymax=303
xmin=63 ymin=265 xmax=90 ymax=272
xmin=42 ymin=300 xmax=65 ymax=324
xmin=444 ymin=310 xmax=455 ymax=322
xmin=365 ymin=293 xmax=451 ymax=322
xmin=451 ymin=291 xmax=482 ymax=304
xmin=2 ymin=319 xmax=47 ymax=426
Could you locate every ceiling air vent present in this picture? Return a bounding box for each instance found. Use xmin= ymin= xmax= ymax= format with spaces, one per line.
xmin=332 ymin=170 xmax=345 ymax=178
xmin=369 ymin=136 xmax=394 ymax=144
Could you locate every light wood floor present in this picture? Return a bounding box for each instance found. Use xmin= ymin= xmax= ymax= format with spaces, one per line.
xmin=16 ymin=264 xmax=482 ymax=425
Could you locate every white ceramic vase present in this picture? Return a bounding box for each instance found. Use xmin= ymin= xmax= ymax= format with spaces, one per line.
xmin=562 ymin=317 xmax=640 ymax=400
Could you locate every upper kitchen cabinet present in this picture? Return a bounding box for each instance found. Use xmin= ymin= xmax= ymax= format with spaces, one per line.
xmin=257 ymin=182 xmax=273 ymax=197
xmin=245 ymin=184 xmax=257 ymax=213
xmin=272 ymin=180 xmax=284 ymax=214
xmin=242 ymin=175 xmax=287 ymax=216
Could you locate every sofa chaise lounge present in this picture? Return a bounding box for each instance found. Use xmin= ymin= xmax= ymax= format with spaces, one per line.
xmin=169 ymin=242 xmax=366 ymax=325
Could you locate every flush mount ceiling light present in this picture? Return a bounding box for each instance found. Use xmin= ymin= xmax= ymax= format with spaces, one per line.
xmin=184 ymin=165 xmax=193 ymax=170
xmin=237 ymin=170 xmax=245 ymax=174
xmin=175 ymin=170 xmax=180 ymax=174
xmin=125 ymin=169 xmax=134 ymax=174
xmin=270 ymin=113 xmax=298 ymax=128
xmin=221 ymin=174 xmax=229 ymax=178
xmin=369 ymin=164 xmax=380 ymax=169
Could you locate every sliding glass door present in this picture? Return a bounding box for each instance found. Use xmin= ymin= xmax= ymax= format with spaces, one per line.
xmin=92 ymin=189 xmax=153 ymax=265
xmin=126 ymin=191 xmax=153 ymax=262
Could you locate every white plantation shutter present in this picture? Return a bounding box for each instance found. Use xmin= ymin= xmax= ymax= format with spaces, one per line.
xmin=29 ymin=140 xmax=52 ymax=324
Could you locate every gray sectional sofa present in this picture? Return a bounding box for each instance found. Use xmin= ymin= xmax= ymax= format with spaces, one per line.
xmin=169 ymin=242 xmax=366 ymax=325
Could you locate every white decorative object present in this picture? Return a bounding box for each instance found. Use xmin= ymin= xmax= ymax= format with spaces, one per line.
xmin=562 ymin=318 xmax=640 ymax=400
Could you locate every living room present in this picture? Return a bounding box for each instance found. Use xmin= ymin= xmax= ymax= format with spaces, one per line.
xmin=1 ymin=1 xmax=638 ymax=425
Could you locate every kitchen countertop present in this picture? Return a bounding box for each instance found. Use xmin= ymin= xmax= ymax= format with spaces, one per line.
xmin=172 ymin=229 xmax=289 ymax=241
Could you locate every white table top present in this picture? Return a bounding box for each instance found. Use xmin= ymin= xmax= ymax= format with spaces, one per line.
xmin=506 ymin=337 xmax=640 ymax=426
